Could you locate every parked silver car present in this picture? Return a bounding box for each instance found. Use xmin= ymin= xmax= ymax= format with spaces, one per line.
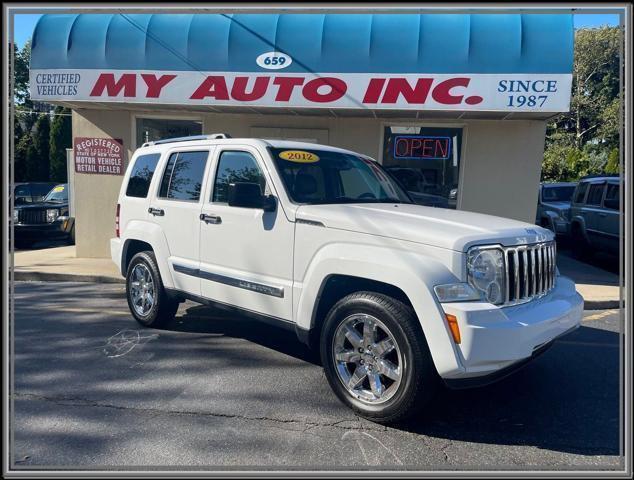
xmin=568 ymin=175 xmax=620 ymax=258
xmin=536 ymin=182 xmax=577 ymax=235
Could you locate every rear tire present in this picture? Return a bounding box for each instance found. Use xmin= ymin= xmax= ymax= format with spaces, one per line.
xmin=126 ymin=251 xmax=178 ymax=328
xmin=571 ymin=225 xmax=593 ymax=260
xmin=320 ymin=291 xmax=438 ymax=425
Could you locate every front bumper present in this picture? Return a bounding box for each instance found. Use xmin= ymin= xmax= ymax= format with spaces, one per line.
xmin=440 ymin=275 xmax=583 ymax=383
xmin=553 ymin=219 xmax=569 ymax=235
xmin=14 ymin=219 xmax=73 ymax=240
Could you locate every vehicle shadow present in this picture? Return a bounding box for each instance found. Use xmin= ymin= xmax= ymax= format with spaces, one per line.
xmin=154 ymin=302 xmax=322 ymax=366
xmin=156 ymin=303 xmax=620 ymax=456
xmin=402 ymin=324 xmax=621 ymax=456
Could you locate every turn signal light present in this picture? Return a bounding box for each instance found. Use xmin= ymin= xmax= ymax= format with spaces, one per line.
xmin=445 ymin=314 xmax=461 ymax=344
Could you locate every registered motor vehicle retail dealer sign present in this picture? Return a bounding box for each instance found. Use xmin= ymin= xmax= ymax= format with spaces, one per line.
xmin=74 ymin=137 xmax=124 ymax=175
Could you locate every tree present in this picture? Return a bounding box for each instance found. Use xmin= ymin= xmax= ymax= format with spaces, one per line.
xmin=49 ymin=106 xmax=72 ymax=182
xmin=32 ymin=114 xmax=51 ymax=181
xmin=542 ymin=26 xmax=622 ymax=181
xmin=13 ymin=40 xmax=32 ymax=107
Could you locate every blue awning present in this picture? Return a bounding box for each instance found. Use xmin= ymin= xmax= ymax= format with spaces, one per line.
xmin=31 ymin=13 xmax=573 ymax=74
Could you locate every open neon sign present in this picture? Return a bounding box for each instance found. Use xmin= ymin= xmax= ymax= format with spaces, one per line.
xmin=393 ymin=135 xmax=452 ymax=160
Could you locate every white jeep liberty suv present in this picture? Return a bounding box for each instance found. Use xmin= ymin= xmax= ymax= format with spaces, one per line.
xmin=111 ymin=134 xmax=583 ymax=424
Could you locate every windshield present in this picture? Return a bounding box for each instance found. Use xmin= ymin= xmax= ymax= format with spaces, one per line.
xmin=269 ymin=148 xmax=411 ymax=205
xmin=542 ymin=185 xmax=576 ymax=202
xmin=43 ymin=185 xmax=68 ymax=203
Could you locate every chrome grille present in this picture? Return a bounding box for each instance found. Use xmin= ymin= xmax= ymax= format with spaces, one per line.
xmin=504 ymin=241 xmax=557 ymax=306
xmin=18 ymin=209 xmax=47 ymax=224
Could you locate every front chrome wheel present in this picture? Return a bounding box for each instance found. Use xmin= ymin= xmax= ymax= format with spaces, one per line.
xmin=332 ymin=314 xmax=403 ymax=404
xmin=129 ymin=263 xmax=155 ymax=317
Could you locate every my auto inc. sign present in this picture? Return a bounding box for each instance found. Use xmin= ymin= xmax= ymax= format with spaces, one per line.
xmin=73 ymin=137 xmax=124 ymax=175
xmin=31 ymin=70 xmax=572 ymax=113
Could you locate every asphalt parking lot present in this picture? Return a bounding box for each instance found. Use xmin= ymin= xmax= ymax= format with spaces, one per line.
xmin=11 ymin=281 xmax=622 ymax=471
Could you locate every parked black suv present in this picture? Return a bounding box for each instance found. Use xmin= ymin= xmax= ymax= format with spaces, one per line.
xmin=12 ymin=182 xmax=57 ymax=205
xmin=13 ymin=183 xmax=75 ymax=248
xmin=568 ymin=175 xmax=620 ymax=258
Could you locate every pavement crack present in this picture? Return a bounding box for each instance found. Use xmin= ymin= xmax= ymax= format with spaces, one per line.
xmin=13 ymin=392 xmax=385 ymax=433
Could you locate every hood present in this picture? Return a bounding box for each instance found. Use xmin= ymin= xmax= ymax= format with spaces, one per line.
xmin=541 ymin=201 xmax=571 ymax=211
xmin=296 ymin=203 xmax=554 ymax=252
xmin=15 ymin=201 xmax=68 ymax=210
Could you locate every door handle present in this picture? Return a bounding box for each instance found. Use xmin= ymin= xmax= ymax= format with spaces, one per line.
xmin=598 ymin=213 xmax=608 ymax=217
xmin=148 ymin=207 xmax=165 ymax=216
xmin=200 ymin=213 xmax=222 ymax=224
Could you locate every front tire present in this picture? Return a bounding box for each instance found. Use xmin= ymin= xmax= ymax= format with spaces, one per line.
xmin=126 ymin=251 xmax=178 ymax=328
xmin=320 ymin=292 xmax=438 ymax=425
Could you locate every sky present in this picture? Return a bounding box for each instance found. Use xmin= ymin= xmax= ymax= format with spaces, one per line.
xmin=12 ymin=12 xmax=621 ymax=48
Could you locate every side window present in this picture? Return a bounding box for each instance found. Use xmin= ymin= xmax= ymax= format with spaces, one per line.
xmin=125 ymin=153 xmax=161 ymax=198
xmin=604 ymin=183 xmax=620 ymax=210
xmin=574 ymin=182 xmax=589 ymax=204
xmin=586 ymin=183 xmax=605 ymax=206
xmin=158 ymin=151 xmax=208 ymax=201
xmin=212 ymin=151 xmax=266 ymax=203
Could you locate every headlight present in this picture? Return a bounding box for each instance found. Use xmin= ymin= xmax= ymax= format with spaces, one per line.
xmin=46 ymin=209 xmax=60 ymax=223
xmin=13 ymin=209 xmax=18 ymax=222
xmin=434 ymin=283 xmax=481 ymax=303
xmin=467 ymin=246 xmax=506 ymax=305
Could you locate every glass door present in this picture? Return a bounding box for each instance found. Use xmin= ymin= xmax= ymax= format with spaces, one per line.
xmin=382 ymin=126 xmax=462 ymax=209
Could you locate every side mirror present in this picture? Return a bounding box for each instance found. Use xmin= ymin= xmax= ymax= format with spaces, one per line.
xmin=228 ymin=182 xmax=276 ymax=212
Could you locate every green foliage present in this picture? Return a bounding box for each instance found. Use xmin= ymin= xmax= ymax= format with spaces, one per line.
xmin=605 ymin=148 xmax=620 ymax=174
xmin=32 ymin=114 xmax=51 ymax=181
xmin=12 ymin=42 xmax=73 ymax=182
xmin=543 ymin=26 xmax=623 ymax=181
xmin=49 ymin=106 xmax=72 ymax=182
xmin=13 ymin=40 xmax=31 ymax=107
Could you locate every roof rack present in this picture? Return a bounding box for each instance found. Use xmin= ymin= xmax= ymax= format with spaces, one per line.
xmin=579 ymin=173 xmax=621 ymax=180
xmin=141 ymin=133 xmax=231 ymax=147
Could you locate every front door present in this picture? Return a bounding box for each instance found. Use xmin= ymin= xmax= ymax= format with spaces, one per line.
xmin=148 ymin=148 xmax=213 ymax=296
xmin=199 ymin=147 xmax=294 ymax=321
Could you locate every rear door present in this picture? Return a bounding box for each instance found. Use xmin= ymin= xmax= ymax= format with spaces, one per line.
xmin=597 ymin=181 xmax=620 ymax=253
xmin=148 ymin=147 xmax=214 ymax=296
xmin=582 ymin=181 xmax=607 ymax=246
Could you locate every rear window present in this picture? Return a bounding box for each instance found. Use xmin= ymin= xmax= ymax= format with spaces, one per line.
xmin=604 ymin=183 xmax=620 ymax=210
xmin=586 ymin=183 xmax=605 ymax=206
xmin=159 ymin=151 xmax=208 ymax=201
xmin=126 ymin=153 xmax=161 ymax=198
xmin=573 ymin=182 xmax=589 ymax=204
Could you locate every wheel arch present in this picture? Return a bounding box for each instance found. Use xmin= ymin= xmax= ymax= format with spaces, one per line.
xmin=120 ymin=220 xmax=174 ymax=289
xmin=294 ymin=244 xmax=465 ymax=378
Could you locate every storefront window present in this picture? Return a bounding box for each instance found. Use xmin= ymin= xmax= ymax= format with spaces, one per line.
xmin=136 ymin=117 xmax=203 ymax=147
xmin=382 ymin=126 xmax=462 ymax=209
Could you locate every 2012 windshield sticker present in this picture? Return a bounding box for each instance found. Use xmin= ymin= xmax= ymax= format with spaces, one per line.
xmin=498 ymin=79 xmax=559 ymax=108
xmin=279 ymin=150 xmax=320 ymax=163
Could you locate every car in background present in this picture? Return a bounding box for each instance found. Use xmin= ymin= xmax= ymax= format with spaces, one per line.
xmin=568 ymin=175 xmax=620 ymax=258
xmin=535 ymin=182 xmax=577 ymax=236
xmin=12 ymin=182 xmax=57 ymax=206
xmin=13 ymin=183 xmax=75 ymax=248
xmin=384 ymin=166 xmax=451 ymax=208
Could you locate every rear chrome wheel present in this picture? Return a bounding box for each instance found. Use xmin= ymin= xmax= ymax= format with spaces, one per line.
xmin=332 ymin=314 xmax=403 ymax=404
xmin=125 ymin=251 xmax=178 ymax=327
xmin=129 ymin=263 xmax=155 ymax=318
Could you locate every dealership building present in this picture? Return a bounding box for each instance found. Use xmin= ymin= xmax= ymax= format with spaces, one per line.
xmin=29 ymin=12 xmax=573 ymax=258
